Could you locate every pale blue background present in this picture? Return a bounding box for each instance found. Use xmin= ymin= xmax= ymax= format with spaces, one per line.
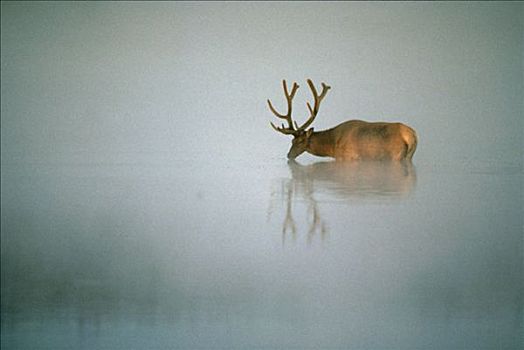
xmin=2 ymin=2 xmax=522 ymax=349
xmin=1 ymin=2 xmax=522 ymax=165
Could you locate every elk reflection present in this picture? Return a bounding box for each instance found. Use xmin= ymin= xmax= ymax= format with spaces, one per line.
xmin=270 ymin=160 xmax=416 ymax=244
xmin=289 ymin=160 xmax=417 ymax=199
xmin=275 ymin=170 xmax=328 ymax=244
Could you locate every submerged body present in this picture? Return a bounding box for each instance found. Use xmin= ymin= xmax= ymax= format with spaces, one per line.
xmin=297 ymin=120 xmax=418 ymax=161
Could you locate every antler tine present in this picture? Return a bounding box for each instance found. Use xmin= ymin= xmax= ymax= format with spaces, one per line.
xmin=285 ymin=80 xmax=299 ymax=100
xmin=269 ymin=121 xmax=298 ymax=135
xmin=268 ymin=79 xmax=300 ymax=135
xmin=297 ymin=79 xmax=331 ymax=131
xmin=267 ymin=99 xmax=286 ymax=118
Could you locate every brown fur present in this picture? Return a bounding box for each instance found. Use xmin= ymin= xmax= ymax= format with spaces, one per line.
xmin=289 ymin=120 xmax=418 ymax=161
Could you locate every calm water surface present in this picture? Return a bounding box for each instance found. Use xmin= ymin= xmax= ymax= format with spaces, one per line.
xmin=1 ymin=156 xmax=522 ymax=349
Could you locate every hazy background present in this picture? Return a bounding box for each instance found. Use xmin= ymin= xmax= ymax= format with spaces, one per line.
xmin=1 ymin=1 xmax=522 ymax=166
xmin=1 ymin=2 xmax=523 ymax=349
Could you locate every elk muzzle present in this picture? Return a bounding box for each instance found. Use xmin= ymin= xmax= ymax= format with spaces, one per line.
xmin=287 ymin=143 xmax=305 ymax=160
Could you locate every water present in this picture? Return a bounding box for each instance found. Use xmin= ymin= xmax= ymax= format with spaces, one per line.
xmin=2 ymin=1 xmax=522 ymax=348
xmin=1 ymin=155 xmax=522 ymax=349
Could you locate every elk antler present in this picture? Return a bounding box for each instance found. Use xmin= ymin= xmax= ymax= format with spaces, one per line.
xmin=268 ymin=79 xmax=330 ymax=136
xmin=296 ymin=79 xmax=331 ymax=132
xmin=268 ymin=80 xmax=300 ymax=135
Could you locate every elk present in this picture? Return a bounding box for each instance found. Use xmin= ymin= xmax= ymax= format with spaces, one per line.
xmin=268 ymin=79 xmax=418 ymax=161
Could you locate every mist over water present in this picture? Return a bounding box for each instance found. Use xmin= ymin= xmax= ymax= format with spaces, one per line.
xmin=1 ymin=156 xmax=522 ymax=349
xmin=1 ymin=2 xmax=523 ymax=349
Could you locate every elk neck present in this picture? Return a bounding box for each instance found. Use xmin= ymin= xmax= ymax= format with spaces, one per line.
xmin=307 ymin=129 xmax=336 ymax=158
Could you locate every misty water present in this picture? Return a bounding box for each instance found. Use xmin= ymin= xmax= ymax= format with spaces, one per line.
xmin=2 ymin=2 xmax=523 ymax=349
xmin=1 ymin=154 xmax=522 ymax=349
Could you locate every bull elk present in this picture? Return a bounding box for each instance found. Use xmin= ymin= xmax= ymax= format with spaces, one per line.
xmin=268 ymin=79 xmax=418 ymax=161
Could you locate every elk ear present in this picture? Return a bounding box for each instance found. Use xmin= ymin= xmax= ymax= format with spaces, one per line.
xmin=306 ymin=128 xmax=314 ymax=138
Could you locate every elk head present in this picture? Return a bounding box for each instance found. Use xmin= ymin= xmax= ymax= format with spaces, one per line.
xmin=268 ymin=79 xmax=331 ymax=159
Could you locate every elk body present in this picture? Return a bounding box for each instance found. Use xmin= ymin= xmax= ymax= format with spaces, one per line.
xmin=268 ymin=79 xmax=418 ymax=161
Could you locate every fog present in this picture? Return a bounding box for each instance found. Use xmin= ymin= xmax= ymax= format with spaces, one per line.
xmin=2 ymin=2 xmax=522 ymax=165
xmin=1 ymin=2 xmax=523 ymax=349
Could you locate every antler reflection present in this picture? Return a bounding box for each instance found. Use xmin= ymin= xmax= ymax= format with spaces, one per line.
xmin=268 ymin=159 xmax=417 ymax=244
xmin=269 ymin=162 xmax=329 ymax=245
